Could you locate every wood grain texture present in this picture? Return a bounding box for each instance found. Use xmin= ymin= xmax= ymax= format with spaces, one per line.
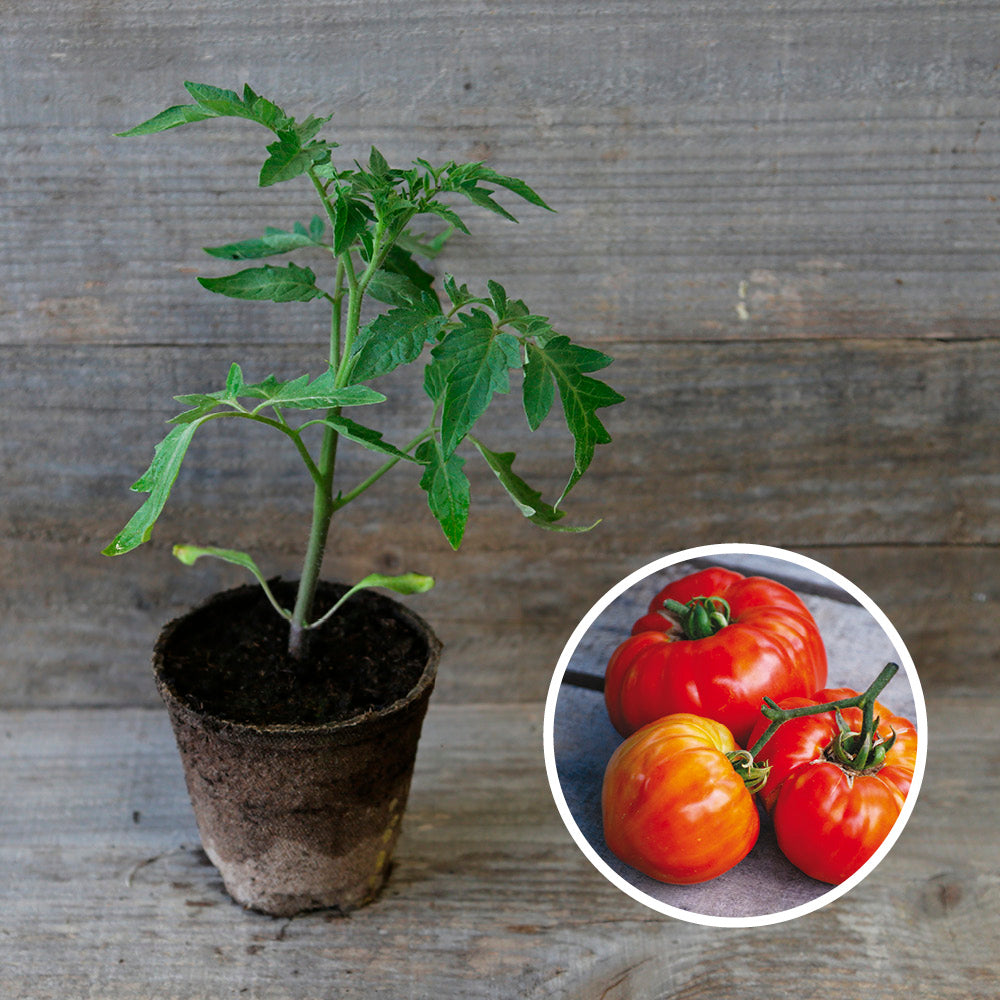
xmin=0 ymin=700 xmax=996 ymax=999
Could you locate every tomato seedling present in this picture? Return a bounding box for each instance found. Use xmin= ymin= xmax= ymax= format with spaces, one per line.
xmin=102 ymin=83 xmax=624 ymax=657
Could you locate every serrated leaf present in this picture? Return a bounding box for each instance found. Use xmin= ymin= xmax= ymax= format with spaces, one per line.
xmin=350 ymin=306 xmax=448 ymax=382
xmin=369 ymin=146 xmax=389 ymax=177
xmin=184 ymin=82 xmax=257 ymax=120
xmin=259 ymin=130 xmax=317 ymax=187
xmin=487 ymin=279 xmax=508 ymax=319
xmin=168 ymin=393 xmax=224 ymax=424
xmin=432 ymin=313 xmax=523 ymax=455
xmin=294 ymin=114 xmax=334 ymax=145
xmin=366 ymin=269 xmax=424 ymax=308
xmin=420 ymin=201 xmax=471 ymax=235
xmin=522 ymin=334 xmax=624 ymax=500
xmin=266 ymin=370 xmax=386 ymax=410
xmin=304 ymin=414 xmax=418 ymax=462
xmin=423 ymin=358 xmax=451 ymax=402
xmin=522 ymin=342 xmax=555 ymax=430
xmin=332 ymin=186 xmax=374 ymax=254
xmin=116 ymin=103 xmax=215 ymax=136
xmin=466 ymin=165 xmax=554 ymax=212
xmin=240 ymin=373 xmax=283 ymax=399
xmin=382 ymin=244 xmax=436 ymax=292
xmin=416 ymin=439 xmax=470 ymax=550
xmin=102 ymin=420 xmax=207 ymax=555
xmin=470 ymin=437 xmax=597 ymax=532
xmin=197 ymin=263 xmax=323 ymax=302
xmin=204 ymin=219 xmax=326 ymax=260
xmin=459 ymin=185 xmax=520 ymax=223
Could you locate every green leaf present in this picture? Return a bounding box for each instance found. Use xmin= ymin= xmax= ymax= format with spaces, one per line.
xmin=487 ymin=279 xmax=508 ymax=320
xmin=366 ymin=269 xmax=425 ymax=308
xmin=174 ymin=543 xmax=287 ymax=603
xmin=183 ymin=82 xmax=258 ymax=120
xmin=197 ymin=263 xmax=323 ymax=302
xmin=203 ymin=219 xmax=326 ymax=260
xmin=382 ymin=244 xmax=436 ymax=292
xmin=368 ymin=146 xmax=390 ymax=177
xmin=416 ymin=439 xmax=470 ymax=550
xmin=470 ymin=437 xmax=597 ymax=532
xmin=466 ymin=165 xmax=554 ymax=212
xmin=331 ymin=186 xmax=374 ymax=254
xmin=169 ymin=393 xmax=225 ymax=424
xmin=432 ymin=312 xmax=523 ymax=455
xmin=225 ymin=362 xmax=245 ymax=398
xmin=265 ymin=370 xmax=386 ymax=410
xmin=459 ymin=185 xmax=520 ymax=223
xmin=307 ymin=571 xmax=435 ymax=629
xmin=259 ymin=130 xmax=317 ymax=187
xmin=116 ymin=103 xmax=215 ymax=136
xmin=522 ymin=342 xmax=555 ymax=430
xmin=172 ymin=544 xmax=292 ymax=620
xmin=304 ymin=414 xmax=418 ymax=463
xmin=419 ymin=201 xmax=471 ymax=235
xmin=521 ymin=334 xmax=624 ymax=499
xmin=423 ymin=358 xmax=451 ymax=403
xmin=102 ymin=420 xmax=207 ymax=555
xmin=350 ymin=305 xmax=448 ymax=382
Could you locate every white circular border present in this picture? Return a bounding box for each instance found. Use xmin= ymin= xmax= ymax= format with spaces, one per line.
xmin=542 ymin=542 xmax=928 ymax=928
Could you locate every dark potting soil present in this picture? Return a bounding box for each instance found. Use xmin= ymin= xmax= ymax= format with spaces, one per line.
xmin=158 ymin=580 xmax=429 ymax=727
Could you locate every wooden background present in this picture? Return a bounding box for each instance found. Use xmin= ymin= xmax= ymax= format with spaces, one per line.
xmin=2 ymin=1 xmax=998 ymax=996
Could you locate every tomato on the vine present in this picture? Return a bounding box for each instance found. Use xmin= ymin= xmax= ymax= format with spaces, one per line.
xmin=746 ymin=687 xmax=918 ymax=884
xmin=601 ymin=713 xmax=763 ymax=884
xmin=605 ymin=567 xmax=827 ymax=745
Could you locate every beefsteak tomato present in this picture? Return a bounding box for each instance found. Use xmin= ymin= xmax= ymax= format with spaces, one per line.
xmin=605 ymin=567 xmax=827 ymax=745
xmin=746 ymin=687 xmax=918 ymax=884
xmin=602 ymin=713 xmax=761 ymax=884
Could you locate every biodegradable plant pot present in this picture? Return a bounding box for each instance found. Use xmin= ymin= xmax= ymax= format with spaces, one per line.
xmin=152 ymin=580 xmax=440 ymax=917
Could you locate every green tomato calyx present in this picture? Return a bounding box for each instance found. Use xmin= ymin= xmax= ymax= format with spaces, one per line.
xmin=662 ymin=595 xmax=732 ymax=640
xmin=726 ymin=748 xmax=771 ymax=793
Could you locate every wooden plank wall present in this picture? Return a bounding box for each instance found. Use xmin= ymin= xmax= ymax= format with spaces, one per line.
xmin=2 ymin=1 xmax=998 ymax=995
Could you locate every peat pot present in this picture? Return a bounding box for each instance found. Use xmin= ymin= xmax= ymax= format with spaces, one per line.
xmin=152 ymin=580 xmax=440 ymax=917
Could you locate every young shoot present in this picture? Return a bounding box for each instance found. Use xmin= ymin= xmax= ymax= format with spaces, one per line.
xmin=104 ymin=83 xmax=624 ymax=658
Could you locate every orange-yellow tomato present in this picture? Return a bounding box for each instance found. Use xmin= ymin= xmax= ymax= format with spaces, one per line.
xmin=601 ymin=713 xmax=760 ymax=884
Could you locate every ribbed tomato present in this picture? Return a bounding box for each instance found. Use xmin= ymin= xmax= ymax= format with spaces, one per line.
xmin=601 ymin=713 xmax=760 ymax=884
xmin=605 ymin=567 xmax=827 ymax=745
xmin=746 ymin=687 xmax=918 ymax=884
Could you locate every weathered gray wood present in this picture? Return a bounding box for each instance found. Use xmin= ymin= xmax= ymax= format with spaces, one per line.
xmin=0 ymin=537 xmax=995 ymax=707
xmin=0 ymin=700 xmax=995 ymax=998
xmin=5 ymin=4 xmax=1000 ymax=348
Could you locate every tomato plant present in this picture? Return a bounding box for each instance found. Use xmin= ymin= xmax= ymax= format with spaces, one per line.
xmin=601 ymin=713 xmax=765 ymax=884
xmin=604 ymin=567 xmax=827 ymax=745
xmin=745 ymin=667 xmax=917 ymax=884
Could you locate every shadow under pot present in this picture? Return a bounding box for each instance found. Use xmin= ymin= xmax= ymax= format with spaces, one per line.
xmin=151 ymin=580 xmax=440 ymax=918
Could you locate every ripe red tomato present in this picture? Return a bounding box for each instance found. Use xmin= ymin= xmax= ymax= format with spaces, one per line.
xmin=605 ymin=567 xmax=827 ymax=745
xmin=601 ymin=713 xmax=760 ymax=884
xmin=746 ymin=688 xmax=918 ymax=884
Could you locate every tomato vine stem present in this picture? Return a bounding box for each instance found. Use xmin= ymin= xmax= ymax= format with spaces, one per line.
xmin=745 ymin=662 xmax=900 ymax=771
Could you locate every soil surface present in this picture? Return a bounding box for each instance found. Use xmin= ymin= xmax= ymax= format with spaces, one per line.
xmin=158 ymin=580 xmax=429 ymax=726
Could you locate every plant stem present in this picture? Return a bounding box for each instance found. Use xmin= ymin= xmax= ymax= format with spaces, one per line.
xmin=288 ymin=412 xmax=340 ymax=658
xmin=747 ymin=662 xmax=899 ymax=761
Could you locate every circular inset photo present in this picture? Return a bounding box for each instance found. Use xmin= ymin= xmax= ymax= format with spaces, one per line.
xmin=542 ymin=543 xmax=926 ymax=927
